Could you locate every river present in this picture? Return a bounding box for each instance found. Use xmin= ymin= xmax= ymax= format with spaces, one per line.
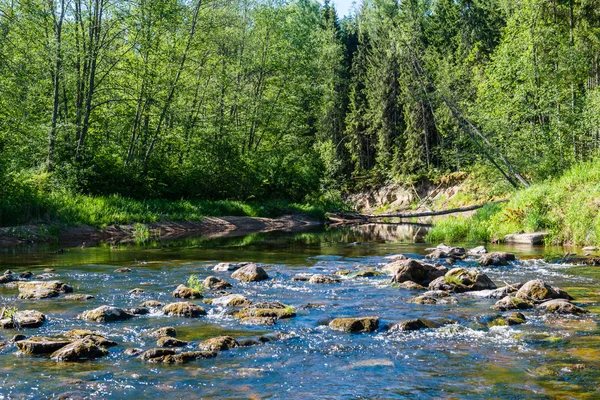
xmin=0 ymin=224 xmax=598 ymax=399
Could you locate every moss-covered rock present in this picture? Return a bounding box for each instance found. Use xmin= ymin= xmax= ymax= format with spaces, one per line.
xmin=17 ymin=281 xmax=73 ymax=299
xmin=78 ymin=306 xmax=134 ymax=323
xmin=16 ymin=337 xmax=71 ymax=354
xmin=162 ymin=302 xmax=206 ymax=317
xmin=492 ymin=295 xmax=533 ymax=311
xmin=51 ymin=337 xmax=110 ymax=361
xmin=202 ymin=276 xmax=232 ymax=290
xmin=198 ymin=336 xmax=238 ymax=351
xmin=172 ymin=284 xmax=203 ymax=299
xmin=149 ymin=326 xmax=177 ymax=338
xmin=388 ymin=318 xmax=440 ymax=332
xmin=515 ymin=279 xmax=573 ymax=303
xmin=328 ymin=317 xmax=379 ymax=333
xmin=210 ymin=294 xmax=250 ymax=307
xmin=235 ymin=301 xmax=295 ymax=320
xmin=157 ymin=337 xmax=188 ymax=347
xmin=428 ymin=268 xmax=496 ymax=293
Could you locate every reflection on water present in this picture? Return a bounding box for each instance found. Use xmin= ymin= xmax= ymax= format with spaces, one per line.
xmin=0 ymin=224 xmax=598 ymax=399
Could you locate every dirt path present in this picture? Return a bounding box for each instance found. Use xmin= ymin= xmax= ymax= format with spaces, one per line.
xmin=0 ymin=215 xmax=323 ymax=247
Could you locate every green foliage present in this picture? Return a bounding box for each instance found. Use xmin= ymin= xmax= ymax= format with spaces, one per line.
xmin=426 ymin=202 xmax=503 ymax=243
xmin=187 ymin=275 xmax=205 ymax=295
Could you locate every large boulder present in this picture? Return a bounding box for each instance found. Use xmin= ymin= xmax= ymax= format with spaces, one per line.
xmin=231 ymin=264 xmax=269 ymax=282
xmin=389 ymin=259 xmax=448 ymax=286
xmin=78 ymin=306 xmax=134 ymax=323
xmin=308 ymin=274 xmax=341 ymax=284
xmin=478 ymin=252 xmax=516 ymax=266
xmin=16 ymin=337 xmax=71 ymax=354
xmin=210 ymin=294 xmax=250 ymax=307
xmin=0 ymin=310 xmax=46 ymax=329
xmin=235 ymin=301 xmax=295 ymax=320
xmin=202 ymin=276 xmax=232 ymax=290
xmin=428 ymin=268 xmax=496 ymax=293
xmin=198 ymin=336 xmax=239 ymax=351
xmin=329 ymin=317 xmax=379 ymax=333
xmin=536 ymin=299 xmax=588 ymax=315
xmin=162 ymin=302 xmax=206 ymax=317
xmin=172 ymin=284 xmax=203 ymax=299
xmin=515 ymin=279 xmax=573 ymax=303
xmin=388 ymin=318 xmax=440 ymax=332
xmin=51 ymin=337 xmax=110 ymax=361
xmin=17 ymin=281 xmax=73 ymax=299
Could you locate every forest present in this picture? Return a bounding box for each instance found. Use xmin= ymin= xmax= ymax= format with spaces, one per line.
xmin=1 ymin=0 xmax=600 ymax=226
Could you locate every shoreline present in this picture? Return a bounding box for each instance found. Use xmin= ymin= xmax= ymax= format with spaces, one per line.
xmin=0 ymin=215 xmax=324 ymax=247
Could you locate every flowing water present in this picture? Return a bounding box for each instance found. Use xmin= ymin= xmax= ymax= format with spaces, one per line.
xmin=0 ymin=224 xmax=599 ymax=399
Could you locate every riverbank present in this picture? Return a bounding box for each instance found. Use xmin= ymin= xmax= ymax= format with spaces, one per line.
xmin=426 ymin=161 xmax=600 ymax=246
xmin=0 ymin=215 xmax=323 ymax=247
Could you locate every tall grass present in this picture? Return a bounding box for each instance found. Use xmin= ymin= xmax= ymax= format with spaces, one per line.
xmin=427 ymin=160 xmax=600 ymax=245
xmin=0 ymin=181 xmax=335 ymax=228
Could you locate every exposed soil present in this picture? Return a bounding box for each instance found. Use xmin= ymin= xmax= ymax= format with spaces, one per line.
xmin=0 ymin=215 xmax=322 ymax=247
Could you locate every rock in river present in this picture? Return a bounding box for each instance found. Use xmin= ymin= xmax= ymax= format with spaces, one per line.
xmin=231 ymin=264 xmax=269 ymax=282
xmin=199 ymin=336 xmax=239 ymax=351
xmin=426 ymin=245 xmax=467 ymax=260
xmin=329 ymin=317 xmax=379 ymax=333
xmin=202 ymin=276 xmax=232 ymax=290
xmin=235 ymin=301 xmax=295 ymax=320
xmin=172 ymin=284 xmax=203 ymax=299
xmin=0 ymin=310 xmax=46 ymax=329
xmin=51 ymin=337 xmax=110 ymax=361
xmin=388 ymin=318 xmax=440 ymax=332
xmin=308 ymin=274 xmax=341 ymax=284
xmin=78 ymin=306 xmax=134 ymax=323
xmin=18 ymin=281 xmax=73 ymax=299
xmin=478 ymin=252 xmax=516 ymax=266
xmin=492 ymin=296 xmax=533 ymax=311
xmin=63 ymin=294 xmax=95 ymax=301
xmin=16 ymin=337 xmax=71 ymax=354
xmin=428 ymin=268 xmax=496 ymax=293
xmin=157 ymin=337 xmax=188 ymax=347
xmin=389 ymin=259 xmax=448 ymax=286
xmin=515 ymin=279 xmax=573 ymax=303
xmin=162 ymin=302 xmax=206 ymax=317
xmin=210 ymin=294 xmax=250 ymax=307
xmin=536 ymin=299 xmax=588 ymax=315
xmin=149 ymin=326 xmax=177 ymax=338
xmin=213 ymin=262 xmax=247 ymax=272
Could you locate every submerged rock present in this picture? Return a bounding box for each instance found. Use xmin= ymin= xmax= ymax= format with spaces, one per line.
xmin=114 ymin=268 xmax=132 ymax=273
xmin=78 ymin=306 xmax=134 ymax=323
xmin=428 ymin=268 xmax=496 ymax=293
xmin=157 ymin=337 xmax=188 ymax=348
xmin=128 ymin=288 xmax=145 ymax=295
xmin=143 ymin=350 xmax=216 ymax=364
xmin=349 ymin=270 xmax=382 ymax=278
xmin=63 ymin=294 xmax=95 ymax=301
xmin=149 ymin=327 xmax=177 ymax=338
xmin=308 ymin=274 xmax=341 ymax=284
xmin=515 ymin=279 xmax=573 ymax=303
xmin=16 ymin=337 xmax=71 ymax=354
xmin=0 ymin=310 xmax=46 ymax=329
xmin=329 ymin=317 xmax=379 ymax=333
xmin=388 ymin=318 xmax=440 ymax=332
xmin=139 ymin=348 xmax=175 ymax=361
xmin=210 ymin=294 xmax=250 ymax=307
xmin=235 ymin=301 xmax=295 ymax=320
xmin=172 ymin=284 xmax=203 ymax=299
xmin=389 ymin=259 xmax=448 ymax=286
xmin=478 ymin=252 xmax=516 ymax=266
xmin=202 ymin=276 xmax=232 ymax=290
xmin=231 ymin=264 xmax=269 ymax=282
xmin=140 ymin=300 xmax=163 ymax=308
xmin=162 ymin=302 xmax=206 ymax=317
xmin=198 ymin=336 xmax=239 ymax=351
xmin=239 ymin=317 xmax=276 ymax=326
xmin=488 ymin=312 xmax=527 ymax=327
xmin=17 ymin=281 xmax=73 ymax=299
xmin=536 ymin=299 xmax=588 ymax=315
xmin=51 ymin=337 xmax=110 ymax=361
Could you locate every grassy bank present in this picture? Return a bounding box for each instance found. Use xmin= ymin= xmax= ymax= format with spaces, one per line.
xmin=426 ymin=161 xmax=600 ymax=246
xmin=0 ymin=189 xmax=334 ymax=228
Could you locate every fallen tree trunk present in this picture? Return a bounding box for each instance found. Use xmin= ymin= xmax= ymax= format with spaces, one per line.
xmin=365 ymin=200 xmax=507 ymax=219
